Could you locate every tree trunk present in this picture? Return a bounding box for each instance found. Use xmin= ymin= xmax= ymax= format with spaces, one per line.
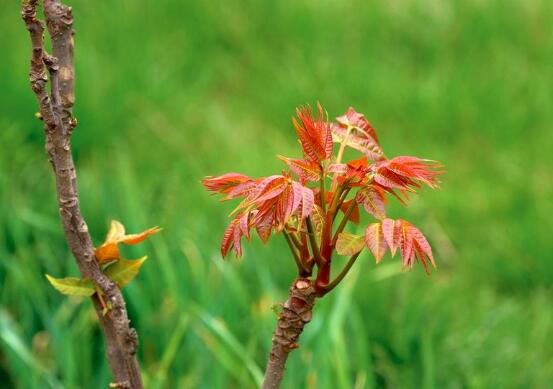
xmin=262 ymin=278 xmax=317 ymax=389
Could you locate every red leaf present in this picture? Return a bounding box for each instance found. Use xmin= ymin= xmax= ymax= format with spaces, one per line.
xmin=251 ymin=175 xmax=288 ymax=203
xmin=340 ymin=199 xmax=360 ymax=224
xmin=202 ymin=173 xmax=252 ymax=195
xmin=233 ymin=221 xmax=243 ymax=257
xmin=221 ymin=220 xmax=236 ymax=258
xmin=278 ymin=156 xmax=321 ymax=182
xmin=293 ymin=103 xmax=333 ymax=163
xmin=365 ymin=223 xmax=388 ymax=263
xmin=290 ymin=181 xmax=304 ymax=217
xmin=254 ymin=209 xmax=274 ymax=243
xmin=347 ymin=156 xmax=369 ymax=170
xmin=300 ymin=186 xmax=315 ymax=220
xmin=382 ymin=218 xmax=401 ymax=257
xmin=372 ymin=157 xmax=443 ymax=192
xmin=399 ymin=221 xmax=414 ymax=268
xmin=239 ymin=212 xmax=251 ymax=240
xmin=408 ymin=224 xmax=435 ymax=268
xmin=332 ymin=107 xmax=384 ymax=160
xmin=356 ymin=185 xmax=387 ymax=220
xmin=336 ymin=107 xmax=380 ymax=144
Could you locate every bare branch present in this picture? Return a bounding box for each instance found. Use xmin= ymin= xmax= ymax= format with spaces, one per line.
xmin=22 ymin=1 xmax=143 ymax=387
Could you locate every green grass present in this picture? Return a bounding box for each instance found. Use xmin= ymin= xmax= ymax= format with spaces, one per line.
xmin=1 ymin=0 xmax=553 ymax=388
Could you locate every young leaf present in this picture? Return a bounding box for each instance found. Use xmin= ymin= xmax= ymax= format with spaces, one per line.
xmin=95 ymin=220 xmax=161 ymax=263
xmin=335 ymin=232 xmax=365 ymax=256
xmin=332 ymin=107 xmax=383 ymax=160
xmin=372 ymin=157 xmax=443 ymax=193
xmin=278 ymin=156 xmax=321 ymax=182
xmin=409 ymin=225 xmax=435 ymax=267
xmin=103 ymin=257 xmax=148 ymax=288
xmin=382 ymin=218 xmax=401 ymax=256
xmin=45 ymin=274 xmax=95 ymax=297
xmin=202 ymin=173 xmax=253 ymax=195
xmin=309 ymin=204 xmax=325 ymax=242
xmin=365 ymin=223 xmax=388 ymax=263
xmin=293 ymin=103 xmax=333 ymax=163
xmin=340 ymin=199 xmax=360 ymax=224
xmin=300 ymin=186 xmax=315 ymax=220
xmin=356 ymin=185 xmax=387 ymax=220
xmin=221 ymin=219 xmax=237 ymax=257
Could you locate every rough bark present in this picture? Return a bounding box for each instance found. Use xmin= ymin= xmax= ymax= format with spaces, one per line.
xmin=21 ymin=1 xmax=143 ymax=388
xmin=262 ymin=278 xmax=317 ymax=389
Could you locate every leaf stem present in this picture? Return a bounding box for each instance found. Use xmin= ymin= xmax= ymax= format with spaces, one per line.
xmin=283 ymin=231 xmax=308 ymax=276
xmin=323 ymin=251 xmax=361 ymax=294
xmin=335 ymin=126 xmax=353 ymax=165
xmin=331 ymin=126 xmax=353 ymax=192
xmin=332 ymin=199 xmax=357 ymax=246
xmin=285 ymin=225 xmax=303 ymax=251
xmin=319 ymin=170 xmax=326 ymax=213
xmin=306 ymin=217 xmax=323 ymax=267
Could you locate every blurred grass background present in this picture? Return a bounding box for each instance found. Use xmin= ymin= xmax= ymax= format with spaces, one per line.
xmin=1 ymin=0 xmax=553 ymax=388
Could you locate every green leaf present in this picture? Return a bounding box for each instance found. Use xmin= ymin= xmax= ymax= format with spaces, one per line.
xmin=45 ymin=274 xmax=95 ymax=297
xmin=336 ymin=232 xmax=365 ymax=256
xmin=104 ymin=256 xmax=147 ymax=288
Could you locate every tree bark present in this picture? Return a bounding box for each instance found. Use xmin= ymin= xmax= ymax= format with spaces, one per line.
xmin=262 ymin=278 xmax=317 ymax=389
xmin=21 ymin=1 xmax=143 ymax=388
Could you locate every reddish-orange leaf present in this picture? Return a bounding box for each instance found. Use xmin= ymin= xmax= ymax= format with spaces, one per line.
xmin=399 ymin=221 xmax=414 ymax=268
xmin=332 ymin=107 xmax=383 ymax=160
xmin=202 ymin=173 xmax=252 ymax=195
xmin=293 ymin=103 xmax=333 ymax=163
xmin=300 ymin=186 xmax=315 ymax=220
xmin=239 ymin=212 xmax=251 ymax=240
xmin=95 ymin=221 xmax=161 ymax=263
xmin=365 ymin=222 xmax=388 ymax=263
xmin=408 ymin=224 xmax=435 ymax=268
xmin=340 ymin=199 xmax=360 ymax=224
xmin=290 ymin=182 xmax=303 ymax=217
xmin=347 ymin=156 xmax=369 ymax=170
xmin=278 ymin=156 xmax=321 ymax=182
xmin=382 ymin=218 xmax=401 ymax=257
xmin=120 ymin=227 xmax=162 ymax=245
xmin=356 ymin=185 xmax=387 ymax=220
xmin=251 ymin=175 xmax=288 ymax=203
xmin=254 ymin=208 xmax=274 ymax=243
xmin=220 ymin=220 xmax=235 ymax=258
xmin=372 ymin=157 xmax=443 ymax=192
xmin=233 ymin=221 xmax=243 ymax=257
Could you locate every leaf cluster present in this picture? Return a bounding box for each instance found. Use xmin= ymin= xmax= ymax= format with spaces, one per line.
xmin=46 ymin=221 xmax=160 ymax=302
xmin=203 ymin=104 xmax=443 ymax=294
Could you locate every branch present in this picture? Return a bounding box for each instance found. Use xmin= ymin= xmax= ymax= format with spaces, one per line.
xmin=22 ymin=1 xmax=143 ymax=387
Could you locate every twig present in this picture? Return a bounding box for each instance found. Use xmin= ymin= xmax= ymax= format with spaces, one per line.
xmin=332 ymin=198 xmax=357 ymax=246
xmin=283 ymin=231 xmax=308 ymax=276
xmin=305 ymin=216 xmax=323 ymax=266
xmin=323 ymin=252 xmax=361 ymax=294
xmin=22 ymin=1 xmax=143 ymax=387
